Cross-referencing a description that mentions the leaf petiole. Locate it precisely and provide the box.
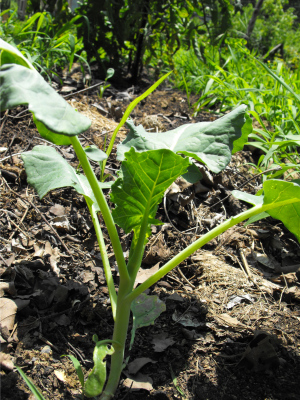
[126,196,300,302]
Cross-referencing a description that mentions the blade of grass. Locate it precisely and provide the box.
[16,366,46,400]
[255,58,300,104]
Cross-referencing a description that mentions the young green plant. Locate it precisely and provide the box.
[2,40,300,399]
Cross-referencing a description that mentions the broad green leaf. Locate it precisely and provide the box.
[0,39,34,69]
[117,105,248,173]
[84,343,114,398]
[232,113,253,154]
[16,366,46,400]
[84,145,108,162]
[231,190,268,226]
[263,180,300,242]
[21,146,111,212]
[233,181,300,238]
[110,148,189,238]
[130,293,166,350]
[64,355,85,389]
[182,162,203,183]
[131,293,166,329]
[33,116,71,146]
[0,64,91,144]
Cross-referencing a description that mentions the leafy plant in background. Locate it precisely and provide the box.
[2,39,300,399]
[0,8,89,79]
[75,0,234,81]
[172,36,300,182]
[98,67,114,99]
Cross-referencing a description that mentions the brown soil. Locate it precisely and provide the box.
[1,72,300,400]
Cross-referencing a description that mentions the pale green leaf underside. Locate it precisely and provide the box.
[0,64,91,140]
[232,190,263,206]
[263,180,300,242]
[21,146,111,213]
[0,39,35,69]
[110,148,189,235]
[117,105,247,173]
[84,145,108,162]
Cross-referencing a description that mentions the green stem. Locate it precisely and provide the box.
[88,204,117,319]
[69,136,130,284]
[127,207,150,278]
[100,281,133,400]
[126,199,298,302]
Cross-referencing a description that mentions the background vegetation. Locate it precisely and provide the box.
[1,0,300,179]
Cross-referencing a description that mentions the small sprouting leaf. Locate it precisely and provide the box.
[21,146,111,211]
[63,355,85,389]
[110,148,189,240]
[0,64,91,144]
[16,366,46,400]
[117,105,248,173]
[84,145,108,162]
[106,68,114,80]
[84,343,114,398]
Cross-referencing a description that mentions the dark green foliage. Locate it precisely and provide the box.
[74,0,234,80]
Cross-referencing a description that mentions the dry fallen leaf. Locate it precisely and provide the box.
[45,242,60,274]
[0,282,16,297]
[49,204,66,217]
[0,351,14,370]
[0,298,30,332]
[214,313,250,330]
[123,372,153,391]
[51,216,70,232]
[134,263,160,287]
[127,357,156,375]
[152,332,175,352]
[54,369,67,382]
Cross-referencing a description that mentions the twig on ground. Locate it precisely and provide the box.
[177,267,196,289]
[57,330,88,364]
[0,109,9,136]
[238,244,252,279]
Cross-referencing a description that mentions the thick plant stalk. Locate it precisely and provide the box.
[100,282,133,400]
